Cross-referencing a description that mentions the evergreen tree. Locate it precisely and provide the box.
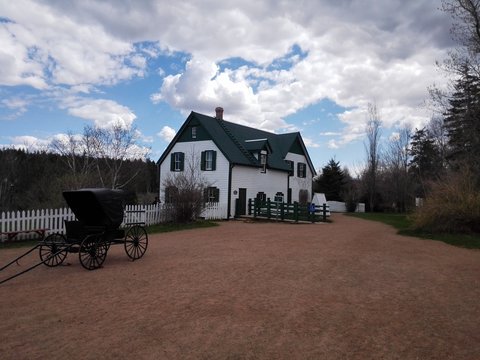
[313,158,346,201]
[443,68,480,180]
[409,127,446,197]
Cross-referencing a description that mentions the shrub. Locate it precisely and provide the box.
[412,169,480,233]
[342,183,359,212]
[162,153,210,223]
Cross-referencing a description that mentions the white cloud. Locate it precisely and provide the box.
[327,139,339,149]
[149,0,451,139]
[1,96,30,119]
[0,24,48,89]
[158,126,176,142]
[9,135,49,151]
[319,132,341,136]
[303,137,320,148]
[157,67,165,77]
[389,132,400,142]
[2,97,29,111]
[0,0,145,88]
[66,98,137,129]
[1,0,454,147]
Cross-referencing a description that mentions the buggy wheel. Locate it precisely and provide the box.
[39,233,68,267]
[124,225,148,260]
[79,234,108,270]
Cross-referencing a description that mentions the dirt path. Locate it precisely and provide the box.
[1,214,479,359]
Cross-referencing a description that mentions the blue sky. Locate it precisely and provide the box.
[0,0,454,174]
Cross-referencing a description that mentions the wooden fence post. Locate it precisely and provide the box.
[323,203,327,222]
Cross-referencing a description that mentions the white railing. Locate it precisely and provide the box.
[0,208,76,237]
[1,202,226,242]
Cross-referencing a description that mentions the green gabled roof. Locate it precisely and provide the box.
[158,111,316,175]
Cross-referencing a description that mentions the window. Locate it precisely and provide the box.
[165,186,178,203]
[206,151,213,170]
[191,126,197,139]
[285,160,294,176]
[274,192,284,202]
[204,187,220,202]
[170,152,184,172]
[256,192,266,202]
[260,151,267,173]
[297,162,306,178]
[201,150,217,171]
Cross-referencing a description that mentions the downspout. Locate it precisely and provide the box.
[227,163,234,219]
[287,170,290,203]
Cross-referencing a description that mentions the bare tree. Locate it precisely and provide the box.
[162,151,211,222]
[50,132,96,189]
[443,0,480,54]
[384,126,412,211]
[364,103,382,211]
[87,123,150,189]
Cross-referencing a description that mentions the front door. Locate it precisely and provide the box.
[237,188,247,216]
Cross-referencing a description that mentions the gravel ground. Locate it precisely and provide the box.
[1,214,479,360]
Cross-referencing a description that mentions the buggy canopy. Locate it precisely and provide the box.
[63,188,125,229]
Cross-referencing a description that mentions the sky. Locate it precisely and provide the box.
[0,0,455,175]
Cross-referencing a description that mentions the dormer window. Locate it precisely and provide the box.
[260,150,267,173]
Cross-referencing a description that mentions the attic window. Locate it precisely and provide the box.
[192,126,197,139]
[260,151,267,173]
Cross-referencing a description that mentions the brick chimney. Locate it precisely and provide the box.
[215,106,224,120]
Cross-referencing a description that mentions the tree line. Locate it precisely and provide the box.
[0,124,158,212]
[314,0,480,233]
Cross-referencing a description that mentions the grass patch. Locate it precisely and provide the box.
[348,212,411,231]
[0,239,39,249]
[347,213,480,249]
[146,220,219,234]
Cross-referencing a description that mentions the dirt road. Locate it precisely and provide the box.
[1,214,479,359]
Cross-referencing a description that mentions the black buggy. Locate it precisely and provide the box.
[1,188,148,284]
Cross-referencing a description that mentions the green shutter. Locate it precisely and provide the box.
[212,151,217,171]
[170,153,175,171]
[201,151,206,171]
[214,187,220,202]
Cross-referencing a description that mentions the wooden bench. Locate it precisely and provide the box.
[0,229,49,242]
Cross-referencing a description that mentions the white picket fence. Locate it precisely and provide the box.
[0,202,227,242]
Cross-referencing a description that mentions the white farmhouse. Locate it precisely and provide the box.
[157,107,316,219]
